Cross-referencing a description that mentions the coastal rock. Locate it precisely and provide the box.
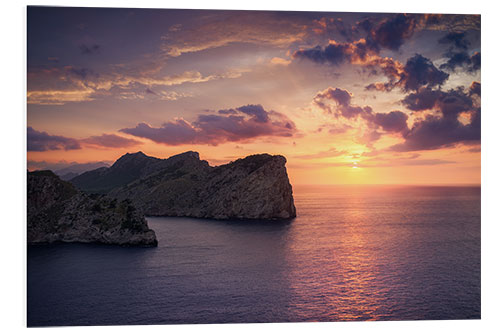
[74,151,297,220]
[28,170,157,246]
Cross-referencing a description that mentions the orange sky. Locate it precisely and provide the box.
[27,9,481,185]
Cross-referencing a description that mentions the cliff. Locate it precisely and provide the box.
[28,170,158,246]
[72,151,296,220]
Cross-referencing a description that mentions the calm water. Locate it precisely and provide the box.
[27,185,481,326]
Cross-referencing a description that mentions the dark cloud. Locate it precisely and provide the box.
[312,83,480,151]
[79,43,100,55]
[81,134,142,148]
[293,38,381,67]
[68,67,94,79]
[437,31,480,73]
[296,41,448,94]
[315,87,352,107]
[218,109,238,115]
[402,86,475,118]
[438,32,470,50]
[394,84,480,151]
[400,87,442,111]
[400,54,449,92]
[365,54,449,92]
[469,81,481,96]
[236,104,270,123]
[120,105,297,146]
[372,111,409,133]
[389,113,480,151]
[355,14,417,51]
[293,43,349,66]
[369,14,417,51]
[313,87,409,139]
[27,127,143,151]
[27,127,81,151]
[313,87,373,119]
[440,51,481,73]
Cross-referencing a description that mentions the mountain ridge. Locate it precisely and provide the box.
[72,151,296,220]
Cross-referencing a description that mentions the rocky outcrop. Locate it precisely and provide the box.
[28,170,157,246]
[97,152,297,220]
[70,151,175,193]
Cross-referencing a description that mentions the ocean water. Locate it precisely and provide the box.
[27,185,481,326]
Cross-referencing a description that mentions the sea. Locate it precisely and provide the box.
[27,185,481,326]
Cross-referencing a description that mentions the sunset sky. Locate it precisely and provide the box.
[26,7,481,185]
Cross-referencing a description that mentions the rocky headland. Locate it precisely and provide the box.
[28,170,158,246]
[71,151,296,220]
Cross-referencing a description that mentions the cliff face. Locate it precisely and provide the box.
[28,170,157,246]
[100,152,296,220]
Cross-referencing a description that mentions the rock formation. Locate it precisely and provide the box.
[28,170,157,246]
[72,151,297,220]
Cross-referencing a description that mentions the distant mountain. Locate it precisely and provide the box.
[59,172,79,181]
[27,161,111,179]
[70,151,183,193]
[53,161,111,178]
[27,170,157,246]
[73,151,296,220]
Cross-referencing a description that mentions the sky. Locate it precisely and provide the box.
[26,7,481,185]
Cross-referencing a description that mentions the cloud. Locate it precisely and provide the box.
[27,127,144,151]
[313,87,373,119]
[368,14,417,51]
[309,83,480,152]
[440,51,481,73]
[295,38,446,93]
[469,81,481,96]
[27,66,242,105]
[312,17,356,41]
[365,54,449,92]
[389,113,480,151]
[438,32,470,50]
[419,14,480,32]
[400,87,443,111]
[362,156,457,168]
[294,147,347,159]
[27,127,82,151]
[315,87,352,106]
[120,104,297,146]
[79,43,100,55]
[80,134,142,148]
[160,12,307,57]
[293,38,381,67]
[393,84,480,151]
[402,86,475,118]
[437,31,480,73]
[313,87,409,135]
[372,111,409,133]
[399,54,449,92]
[270,57,291,66]
[313,87,410,147]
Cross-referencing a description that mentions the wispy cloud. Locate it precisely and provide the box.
[160,12,307,57]
[28,127,143,151]
[27,66,246,105]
